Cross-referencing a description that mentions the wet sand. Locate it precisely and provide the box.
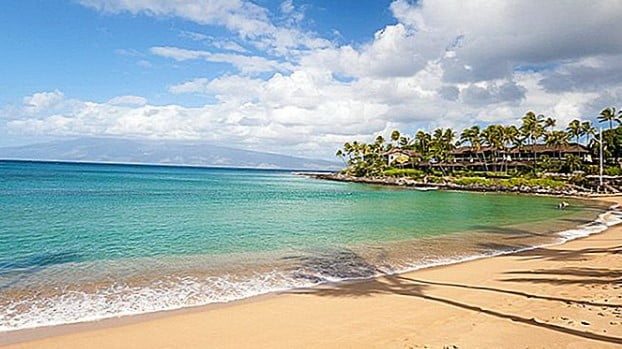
[2,197,621,348]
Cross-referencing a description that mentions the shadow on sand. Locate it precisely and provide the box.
[286,244,622,345]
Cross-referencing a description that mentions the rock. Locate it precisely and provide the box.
[581,321,590,326]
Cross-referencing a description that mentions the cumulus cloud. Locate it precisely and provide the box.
[300,23,434,79]
[23,90,64,113]
[460,81,527,106]
[391,0,622,82]
[7,0,622,158]
[539,55,622,93]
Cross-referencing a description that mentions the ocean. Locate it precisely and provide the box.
[0,160,617,331]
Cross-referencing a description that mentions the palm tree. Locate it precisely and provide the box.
[335,149,346,166]
[544,130,570,159]
[414,131,432,156]
[567,120,582,144]
[598,107,619,130]
[520,111,545,160]
[581,121,596,145]
[399,135,412,148]
[482,125,505,171]
[501,125,519,171]
[564,154,582,173]
[544,117,556,132]
[459,126,487,170]
[430,128,456,175]
[390,130,401,147]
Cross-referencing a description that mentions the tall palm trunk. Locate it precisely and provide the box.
[480,150,489,171]
[531,137,537,162]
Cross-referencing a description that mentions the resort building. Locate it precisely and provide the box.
[383,148,422,167]
[385,143,592,170]
[508,144,591,162]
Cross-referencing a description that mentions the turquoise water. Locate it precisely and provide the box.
[0,160,610,331]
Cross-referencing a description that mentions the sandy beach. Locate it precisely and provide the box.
[2,197,621,349]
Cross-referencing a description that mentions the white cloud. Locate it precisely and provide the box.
[178,30,248,53]
[390,0,622,82]
[460,80,527,106]
[169,78,211,94]
[78,0,330,54]
[22,91,65,114]
[151,46,293,73]
[300,23,434,79]
[178,30,210,42]
[108,95,148,106]
[9,0,622,159]
[280,0,294,14]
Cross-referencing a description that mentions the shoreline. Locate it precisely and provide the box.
[2,197,621,348]
[296,171,607,197]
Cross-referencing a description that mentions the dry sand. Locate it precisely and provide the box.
[2,197,621,349]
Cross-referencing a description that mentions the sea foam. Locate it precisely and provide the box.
[2,205,621,333]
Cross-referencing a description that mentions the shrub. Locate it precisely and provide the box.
[498,178,566,189]
[604,166,622,176]
[383,168,425,178]
[484,171,511,179]
[569,173,586,185]
[453,177,493,186]
[584,165,600,175]
[452,176,567,189]
[426,175,445,184]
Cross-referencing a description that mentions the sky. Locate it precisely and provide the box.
[1,0,622,159]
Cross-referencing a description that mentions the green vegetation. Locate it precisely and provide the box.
[383,168,425,178]
[452,177,566,189]
[336,105,622,191]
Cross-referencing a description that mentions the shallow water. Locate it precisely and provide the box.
[0,160,614,331]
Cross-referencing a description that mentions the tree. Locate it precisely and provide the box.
[429,128,456,175]
[598,107,619,130]
[581,121,596,145]
[459,125,488,170]
[520,111,545,160]
[544,130,570,159]
[591,127,622,164]
[414,131,432,157]
[567,119,582,144]
[544,117,556,132]
[502,125,519,171]
[564,154,583,173]
[482,125,505,171]
[335,149,347,166]
[399,135,412,148]
[390,130,401,146]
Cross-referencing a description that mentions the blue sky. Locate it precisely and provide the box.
[1,0,621,158]
[1,0,394,104]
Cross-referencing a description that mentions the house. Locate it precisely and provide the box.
[385,143,592,171]
[383,148,422,167]
[509,143,591,162]
[450,146,500,163]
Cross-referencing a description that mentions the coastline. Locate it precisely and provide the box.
[296,171,602,197]
[2,197,621,348]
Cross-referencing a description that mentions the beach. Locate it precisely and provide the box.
[1,197,620,348]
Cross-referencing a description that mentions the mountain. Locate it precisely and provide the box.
[0,138,341,170]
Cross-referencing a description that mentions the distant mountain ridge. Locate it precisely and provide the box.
[0,138,341,170]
